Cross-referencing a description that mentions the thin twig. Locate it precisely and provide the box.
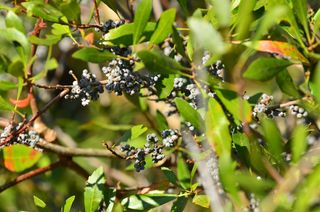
[92,0,101,25]
[103,142,126,159]
[0,160,63,193]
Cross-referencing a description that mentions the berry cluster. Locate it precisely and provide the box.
[288,105,308,118]
[101,19,125,33]
[161,39,183,62]
[202,51,225,80]
[252,94,286,118]
[0,123,43,150]
[65,70,103,106]
[120,130,179,172]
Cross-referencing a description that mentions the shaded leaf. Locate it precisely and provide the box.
[104,188,116,212]
[171,196,188,211]
[177,153,191,189]
[133,0,153,44]
[138,49,188,76]
[72,48,117,63]
[3,144,42,172]
[309,62,320,103]
[175,97,203,130]
[262,118,283,163]
[161,167,179,186]
[219,154,239,200]
[149,8,176,45]
[0,96,15,111]
[291,125,307,163]
[243,57,293,81]
[84,167,106,212]
[276,69,301,98]
[291,0,310,40]
[33,195,46,208]
[235,171,275,193]
[155,110,169,132]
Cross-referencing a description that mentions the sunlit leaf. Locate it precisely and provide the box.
[175,97,203,130]
[72,47,117,63]
[84,167,106,212]
[62,195,75,212]
[205,98,231,156]
[149,8,176,45]
[133,0,152,44]
[3,144,42,172]
[33,195,46,208]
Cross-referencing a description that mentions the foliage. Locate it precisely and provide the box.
[0,0,320,211]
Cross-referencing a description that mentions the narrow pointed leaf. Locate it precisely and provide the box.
[133,0,152,44]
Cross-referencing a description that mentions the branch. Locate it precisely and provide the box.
[38,142,115,158]
[92,0,101,25]
[0,160,63,193]
[0,89,69,146]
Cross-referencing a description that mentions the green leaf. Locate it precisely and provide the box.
[62,195,75,212]
[232,132,250,152]
[84,167,106,212]
[291,125,307,163]
[155,75,175,99]
[133,0,153,44]
[175,97,203,130]
[172,27,187,58]
[29,34,61,45]
[155,110,169,132]
[5,11,26,34]
[118,125,148,143]
[149,8,176,45]
[177,153,191,189]
[121,193,177,210]
[33,195,46,208]
[291,0,310,41]
[313,8,320,34]
[207,0,231,27]
[0,28,31,60]
[177,0,188,15]
[187,17,225,55]
[253,6,288,40]
[22,2,67,23]
[219,154,239,200]
[72,48,117,63]
[276,69,301,98]
[215,89,252,123]
[261,118,283,163]
[161,167,179,186]
[8,59,25,77]
[51,23,71,36]
[137,49,189,76]
[104,188,116,212]
[205,98,231,156]
[243,58,293,81]
[309,62,320,103]
[0,96,15,111]
[56,0,81,23]
[235,171,275,193]
[104,22,156,46]
[3,144,43,172]
[192,195,210,208]
[0,80,18,91]
[235,0,256,40]
[171,196,188,211]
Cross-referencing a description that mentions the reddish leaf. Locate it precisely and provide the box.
[3,144,42,172]
[10,94,32,108]
[247,40,309,64]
